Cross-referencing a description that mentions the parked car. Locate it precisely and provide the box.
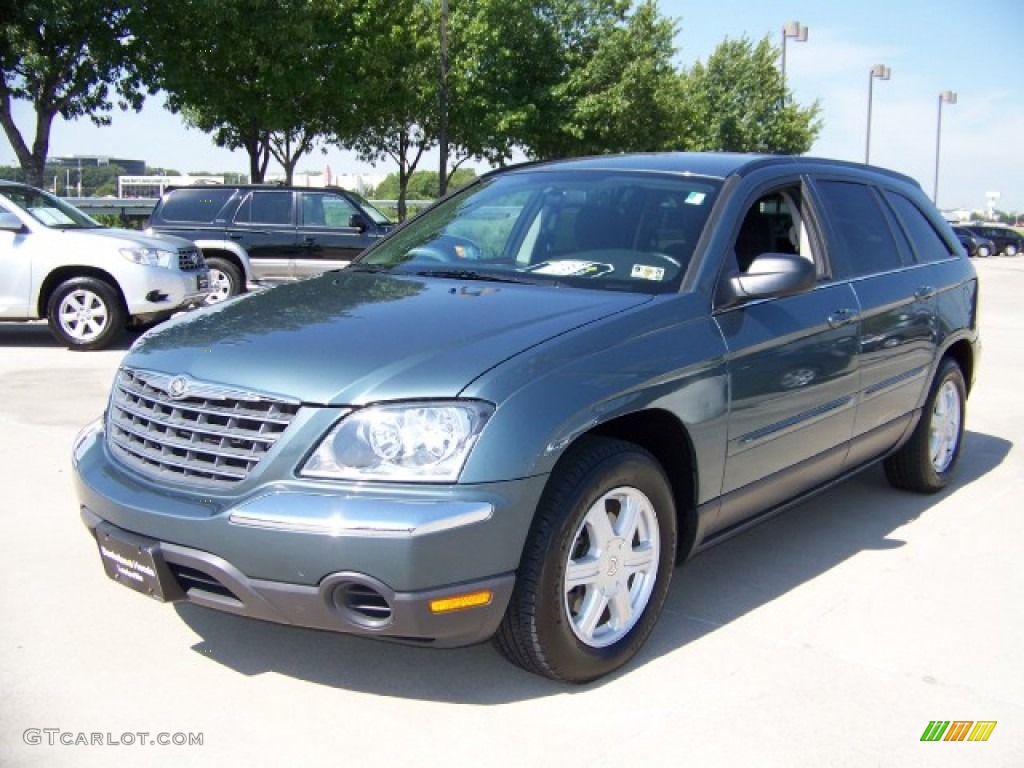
[146,184,395,302]
[959,223,1024,256]
[0,181,209,350]
[73,153,979,682]
[951,225,995,258]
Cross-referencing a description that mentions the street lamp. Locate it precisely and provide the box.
[865,64,891,164]
[780,20,809,88]
[933,90,957,204]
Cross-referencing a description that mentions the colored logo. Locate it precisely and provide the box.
[921,721,997,742]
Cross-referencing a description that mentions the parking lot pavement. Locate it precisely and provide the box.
[2,258,1022,768]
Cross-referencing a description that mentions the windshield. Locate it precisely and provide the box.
[0,185,101,229]
[355,169,720,294]
[349,192,393,225]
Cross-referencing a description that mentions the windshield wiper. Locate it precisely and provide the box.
[413,269,535,284]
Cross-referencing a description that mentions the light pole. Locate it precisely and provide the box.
[865,64,891,164]
[780,20,808,89]
[933,90,957,204]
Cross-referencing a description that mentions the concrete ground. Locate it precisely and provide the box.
[1,257,1021,767]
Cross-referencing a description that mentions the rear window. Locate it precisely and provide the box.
[815,180,903,277]
[156,188,234,223]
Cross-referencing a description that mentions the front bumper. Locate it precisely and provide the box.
[72,420,545,647]
[81,509,515,646]
[122,266,210,315]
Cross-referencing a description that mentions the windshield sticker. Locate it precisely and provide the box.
[529,260,614,277]
[685,192,706,205]
[630,264,666,281]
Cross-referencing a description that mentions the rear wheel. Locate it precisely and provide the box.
[494,437,677,683]
[976,244,991,258]
[1004,243,1019,257]
[884,358,966,493]
[204,256,243,304]
[46,277,125,350]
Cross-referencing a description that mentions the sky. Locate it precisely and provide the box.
[5,0,1023,212]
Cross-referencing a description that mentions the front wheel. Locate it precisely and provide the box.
[204,256,243,304]
[494,437,677,683]
[976,244,991,258]
[884,358,966,493]
[1004,243,1019,257]
[46,277,126,350]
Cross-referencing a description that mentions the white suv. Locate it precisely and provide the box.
[0,181,210,350]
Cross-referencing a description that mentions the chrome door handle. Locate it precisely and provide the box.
[827,308,857,328]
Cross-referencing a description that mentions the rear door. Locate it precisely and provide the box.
[811,179,939,468]
[229,190,298,282]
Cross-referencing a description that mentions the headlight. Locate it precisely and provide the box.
[119,247,174,267]
[301,401,493,482]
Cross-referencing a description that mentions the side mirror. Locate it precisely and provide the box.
[0,211,25,233]
[349,213,369,232]
[718,252,816,308]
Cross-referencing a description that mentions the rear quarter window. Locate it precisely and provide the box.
[156,188,234,223]
[883,190,956,263]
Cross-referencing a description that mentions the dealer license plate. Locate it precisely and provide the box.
[94,523,182,602]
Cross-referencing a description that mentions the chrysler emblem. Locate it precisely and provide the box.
[168,376,189,399]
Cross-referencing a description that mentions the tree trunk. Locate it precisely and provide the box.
[0,92,54,188]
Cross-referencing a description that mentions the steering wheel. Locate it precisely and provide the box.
[404,234,481,264]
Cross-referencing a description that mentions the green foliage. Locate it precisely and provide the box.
[677,36,822,154]
[532,0,683,157]
[374,168,477,201]
[135,0,368,182]
[0,0,148,186]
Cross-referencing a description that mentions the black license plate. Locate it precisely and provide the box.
[94,524,182,602]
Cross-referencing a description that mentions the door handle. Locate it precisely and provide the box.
[827,308,857,328]
[914,285,936,301]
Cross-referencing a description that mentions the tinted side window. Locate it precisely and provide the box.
[234,191,292,225]
[815,180,903,278]
[158,188,234,223]
[883,191,955,263]
[300,192,357,227]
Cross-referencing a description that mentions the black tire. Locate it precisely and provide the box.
[494,437,677,683]
[46,277,126,351]
[884,358,966,493]
[1005,243,1019,257]
[204,256,243,304]
[976,245,991,258]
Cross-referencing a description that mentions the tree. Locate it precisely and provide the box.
[342,0,438,220]
[136,0,364,182]
[0,0,147,187]
[528,0,683,158]
[678,36,822,154]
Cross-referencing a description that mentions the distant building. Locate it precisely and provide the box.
[264,168,388,196]
[51,155,146,176]
[117,175,225,198]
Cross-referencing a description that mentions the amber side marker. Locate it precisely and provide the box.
[429,590,493,613]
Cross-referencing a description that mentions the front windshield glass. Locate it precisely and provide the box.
[0,185,100,229]
[355,169,720,294]
[349,192,393,225]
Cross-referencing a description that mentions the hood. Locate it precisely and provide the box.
[128,270,651,404]
[54,227,196,250]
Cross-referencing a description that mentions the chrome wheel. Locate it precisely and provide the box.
[58,288,110,342]
[929,379,962,474]
[205,267,233,304]
[563,486,660,648]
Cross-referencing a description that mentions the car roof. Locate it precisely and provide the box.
[490,151,921,187]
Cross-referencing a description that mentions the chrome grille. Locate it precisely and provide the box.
[177,248,205,272]
[107,368,300,486]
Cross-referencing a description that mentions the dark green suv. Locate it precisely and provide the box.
[74,153,979,682]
